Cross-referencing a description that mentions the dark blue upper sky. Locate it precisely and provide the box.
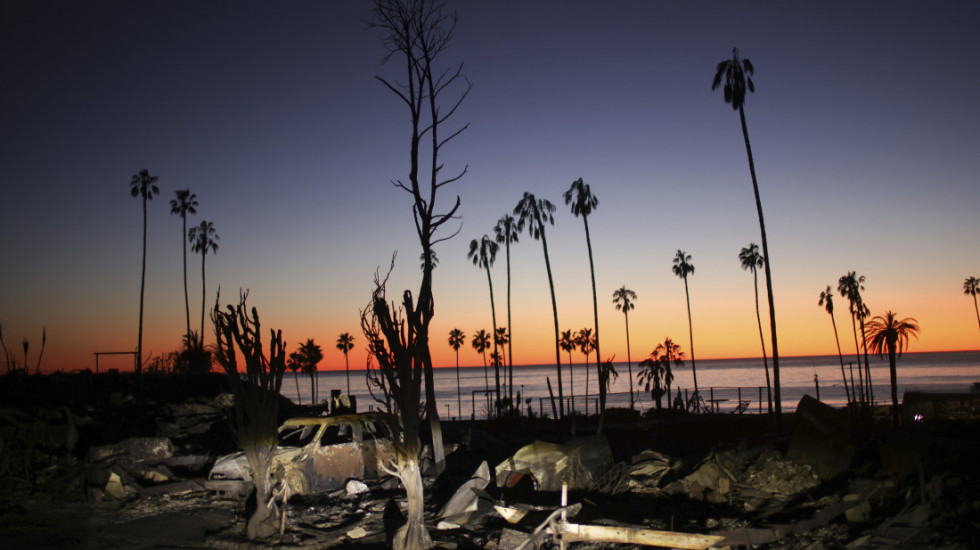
[2,1,979,372]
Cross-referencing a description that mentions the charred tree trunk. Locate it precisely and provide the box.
[212,290,287,541]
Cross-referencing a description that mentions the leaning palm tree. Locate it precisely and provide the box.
[471,329,491,396]
[839,271,871,403]
[713,48,782,423]
[739,243,771,413]
[448,328,465,418]
[564,177,602,411]
[612,286,637,409]
[189,220,219,341]
[964,277,980,336]
[865,311,920,426]
[469,235,501,416]
[494,214,519,404]
[672,249,699,399]
[170,189,198,338]
[336,332,355,395]
[514,192,563,418]
[818,286,851,406]
[130,169,159,374]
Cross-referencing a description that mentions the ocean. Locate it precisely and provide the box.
[280,350,980,420]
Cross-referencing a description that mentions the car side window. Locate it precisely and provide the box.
[363,420,391,441]
[319,423,353,445]
[280,425,317,447]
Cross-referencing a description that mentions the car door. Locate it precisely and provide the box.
[311,420,362,491]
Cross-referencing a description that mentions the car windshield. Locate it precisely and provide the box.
[279,424,319,447]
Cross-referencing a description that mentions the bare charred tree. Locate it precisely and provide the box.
[371,0,470,486]
[361,262,431,549]
[211,290,287,540]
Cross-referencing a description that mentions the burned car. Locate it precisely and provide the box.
[207,412,396,498]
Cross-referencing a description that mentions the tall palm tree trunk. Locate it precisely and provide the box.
[540,234,563,419]
[752,269,772,413]
[182,218,190,338]
[505,242,514,405]
[137,196,147,374]
[200,253,207,340]
[344,352,351,395]
[683,277,698,399]
[739,105,780,425]
[973,293,980,334]
[455,349,461,419]
[860,316,873,404]
[887,344,899,426]
[583,216,606,430]
[483,265,501,417]
[625,311,634,409]
[848,309,864,404]
[830,314,851,405]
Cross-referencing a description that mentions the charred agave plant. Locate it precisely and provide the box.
[361,264,431,550]
[211,290,286,540]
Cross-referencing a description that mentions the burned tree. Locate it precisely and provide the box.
[211,290,287,540]
[360,1,470,547]
[371,0,470,479]
[361,263,431,549]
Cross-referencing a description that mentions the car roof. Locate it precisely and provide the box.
[279,412,393,429]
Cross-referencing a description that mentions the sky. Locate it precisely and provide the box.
[2,1,979,375]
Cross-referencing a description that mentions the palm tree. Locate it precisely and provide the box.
[286,353,303,405]
[448,328,465,418]
[493,327,509,364]
[189,220,219,341]
[494,327,509,402]
[964,277,980,335]
[713,48,782,423]
[170,189,198,338]
[130,169,159,374]
[468,235,501,415]
[576,328,594,414]
[494,214,519,404]
[639,338,683,411]
[818,285,851,406]
[656,338,682,409]
[672,250,699,399]
[739,243,771,413]
[514,192,563,418]
[564,177,601,411]
[290,339,323,405]
[865,311,920,426]
[558,329,576,410]
[839,271,870,403]
[637,357,666,411]
[612,286,637,409]
[471,329,491,396]
[336,332,355,395]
